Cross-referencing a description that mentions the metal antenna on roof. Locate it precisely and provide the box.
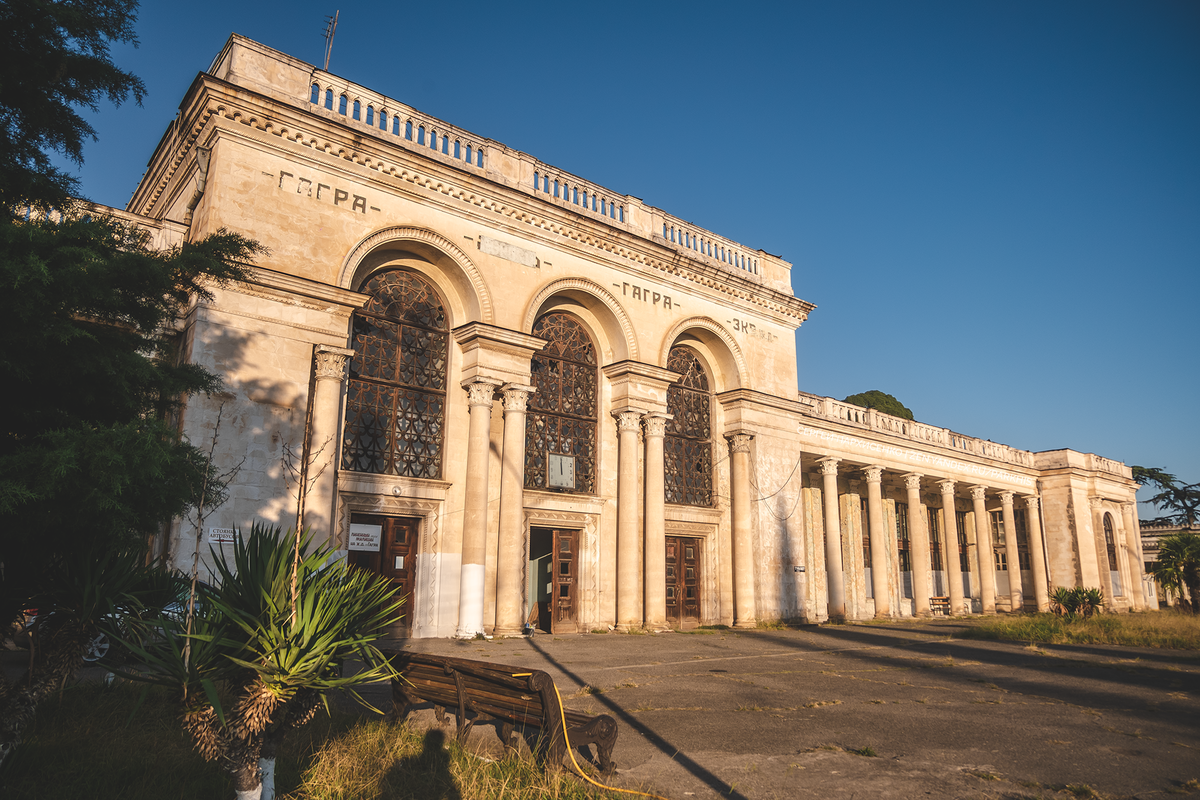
[322,10,339,71]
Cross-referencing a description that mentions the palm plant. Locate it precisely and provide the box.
[127,524,402,800]
[1147,531,1200,613]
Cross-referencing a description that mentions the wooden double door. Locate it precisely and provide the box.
[666,535,702,629]
[347,514,417,636]
[529,528,578,634]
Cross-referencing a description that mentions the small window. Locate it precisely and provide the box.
[310,83,320,104]
[417,126,425,145]
[365,105,374,125]
[324,88,334,109]
[454,140,461,158]
[405,120,413,140]
[352,100,361,120]
[392,116,400,135]
[338,95,348,115]
[465,144,472,162]
[476,149,483,166]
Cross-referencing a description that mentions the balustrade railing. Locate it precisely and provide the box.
[798,391,1035,469]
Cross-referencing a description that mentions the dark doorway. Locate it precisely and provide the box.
[666,535,702,629]
[528,528,578,633]
[347,513,418,636]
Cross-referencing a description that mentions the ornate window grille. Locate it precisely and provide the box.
[1014,508,1032,570]
[342,270,448,478]
[927,507,944,571]
[525,313,597,493]
[664,346,713,506]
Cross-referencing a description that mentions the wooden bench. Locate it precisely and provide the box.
[930,596,951,615]
[384,650,618,774]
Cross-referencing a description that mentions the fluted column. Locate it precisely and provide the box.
[863,466,890,617]
[939,480,966,615]
[730,433,757,627]
[615,411,643,631]
[1121,501,1146,611]
[643,413,671,631]
[494,384,534,636]
[905,474,931,617]
[819,458,845,621]
[456,379,501,638]
[971,486,997,614]
[1024,495,1050,611]
[305,345,354,546]
[1000,491,1023,612]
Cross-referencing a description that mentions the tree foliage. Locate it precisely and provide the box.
[0,0,146,212]
[1131,465,1200,527]
[843,389,914,421]
[1147,531,1200,613]
[0,215,261,632]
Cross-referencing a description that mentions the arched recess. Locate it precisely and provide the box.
[522,278,638,363]
[658,317,746,392]
[338,227,494,326]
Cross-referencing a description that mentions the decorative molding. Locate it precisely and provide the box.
[1024,495,1040,511]
[501,384,534,413]
[642,413,670,438]
[904,473,922,491]
[659,316,748,390]
[464,379,501,407]
[937,479,956,496]
[615,411,642,433]
[338,225,495,324]
[314,345,353,381]
[998,491,1015,506]
[523,278,640,361]
[730,433,755,455]
[970,485,988,501]
[862,465,884,484]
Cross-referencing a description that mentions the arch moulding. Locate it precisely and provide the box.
[660,316,747,390]
[523,278,639,362]
[337,226,494,325]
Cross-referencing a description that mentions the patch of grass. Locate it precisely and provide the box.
[1063,784,1100,798]
[2,681,624,800]
[698,624,730,630]
[848,745,877,757]
[967,770,1002,781]
[953,609,1200,649]
[677,629,716,635]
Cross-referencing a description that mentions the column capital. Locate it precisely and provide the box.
[998,490,1015,505]
[462,378,502,407]
[937,479,956,495]
[903,473,922,491]
[614,410,643,432]
[817,456,839,476]
[1088,495,1105,510]
[1023,494,1040,510]
[642,412,671,438]
[314,345,354,382]
[862,465,884,484]
[729,432,754,453]
[500,383,535,412]
[970,485,988,501]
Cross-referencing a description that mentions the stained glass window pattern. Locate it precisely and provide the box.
[665,346,712,506]
[525,313,597,493]
[342,270,447,478]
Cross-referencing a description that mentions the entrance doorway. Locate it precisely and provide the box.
[528,528,578,633]
[347,513,418,636]
[666,535,702,629]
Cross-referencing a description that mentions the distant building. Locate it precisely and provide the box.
[109,35,1144,636]
[1139,522,1197,608]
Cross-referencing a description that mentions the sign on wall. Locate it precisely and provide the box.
[207,528,237,544]
[348,523,383,552]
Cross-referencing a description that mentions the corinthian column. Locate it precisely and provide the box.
[863,466,890,617]
[456,379,500,638]
[1024,495,1050,611]
[305,345,354,546]
[999,491,1023,612]
[939,480,966,615]
[819,458,845,621]
[615,411,643,631]
[905,474,931,617]
[971,486,996,614]
[493,384,534,636]
[643,413,671,631]
[730,433,757,627]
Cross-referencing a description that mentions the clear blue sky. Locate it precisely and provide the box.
[65,1,1200,514]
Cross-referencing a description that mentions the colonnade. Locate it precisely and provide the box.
[814,459,1053,619]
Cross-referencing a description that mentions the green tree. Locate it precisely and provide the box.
[0,0,145,212]
[843,389,914,421]
[1146,531,1200,613]
[1131,466,1200,527]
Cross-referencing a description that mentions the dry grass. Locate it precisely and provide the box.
[954,610,1200,650]
[1,681,623,800]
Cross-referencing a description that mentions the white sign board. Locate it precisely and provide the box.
[348,523,383,552]
[208,527,237,544]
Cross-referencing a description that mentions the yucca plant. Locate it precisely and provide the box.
[1048,586,1103,620]
[125,524,402,800]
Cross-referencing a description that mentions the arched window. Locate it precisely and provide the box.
[664,346,712,506]
[342,270,448,478]
[525,313,597,493]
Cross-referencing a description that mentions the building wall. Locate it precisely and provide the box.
[122,35,1144,634]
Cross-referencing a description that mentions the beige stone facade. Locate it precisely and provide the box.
[120,35,1143,636]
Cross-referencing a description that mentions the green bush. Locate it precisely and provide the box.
[1048,587,1104,620]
